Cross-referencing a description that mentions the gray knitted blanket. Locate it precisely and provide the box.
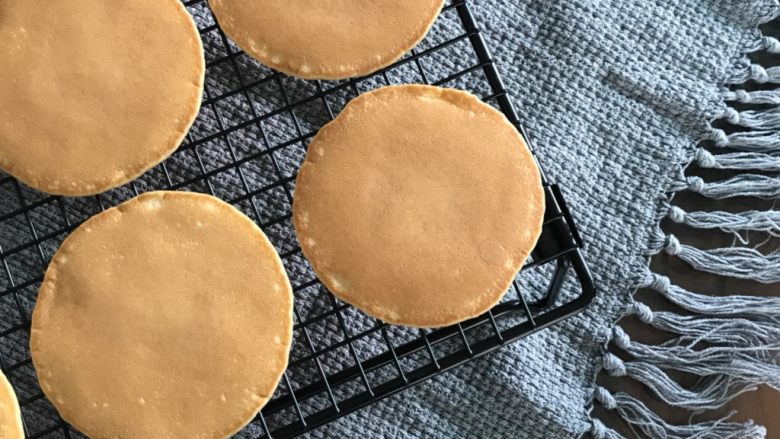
[1,0,779,438]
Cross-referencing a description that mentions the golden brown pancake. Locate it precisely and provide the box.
[208,0,444,79]
[0,0,204,196]
[0,370,24,439]
[293,85,545,328]
[31,191,293,438]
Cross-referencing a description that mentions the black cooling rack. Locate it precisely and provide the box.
[0,1,595,437]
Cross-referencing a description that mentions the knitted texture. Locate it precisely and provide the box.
[0,1,778,438]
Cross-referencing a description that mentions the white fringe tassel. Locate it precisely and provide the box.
[665,204,780,244]
[694,149,780,172]
[643,272,780,320]
[649,233,780,284]
[670,174,780,200]
[590,12,780,437]
[592,387,766,439]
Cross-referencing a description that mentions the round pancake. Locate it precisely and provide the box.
[293,85,545,328]
[208,0,444,79]
[0,371,23,439]
[30,191,293,438]
[0,0,204,196]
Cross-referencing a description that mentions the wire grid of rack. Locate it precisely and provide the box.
[0,1,595,438]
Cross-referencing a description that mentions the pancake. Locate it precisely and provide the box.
[0,0,204,196]
[30,191,293,438]
[0,371,24,439]
[208,0,444,79]
[293,84,545,328]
